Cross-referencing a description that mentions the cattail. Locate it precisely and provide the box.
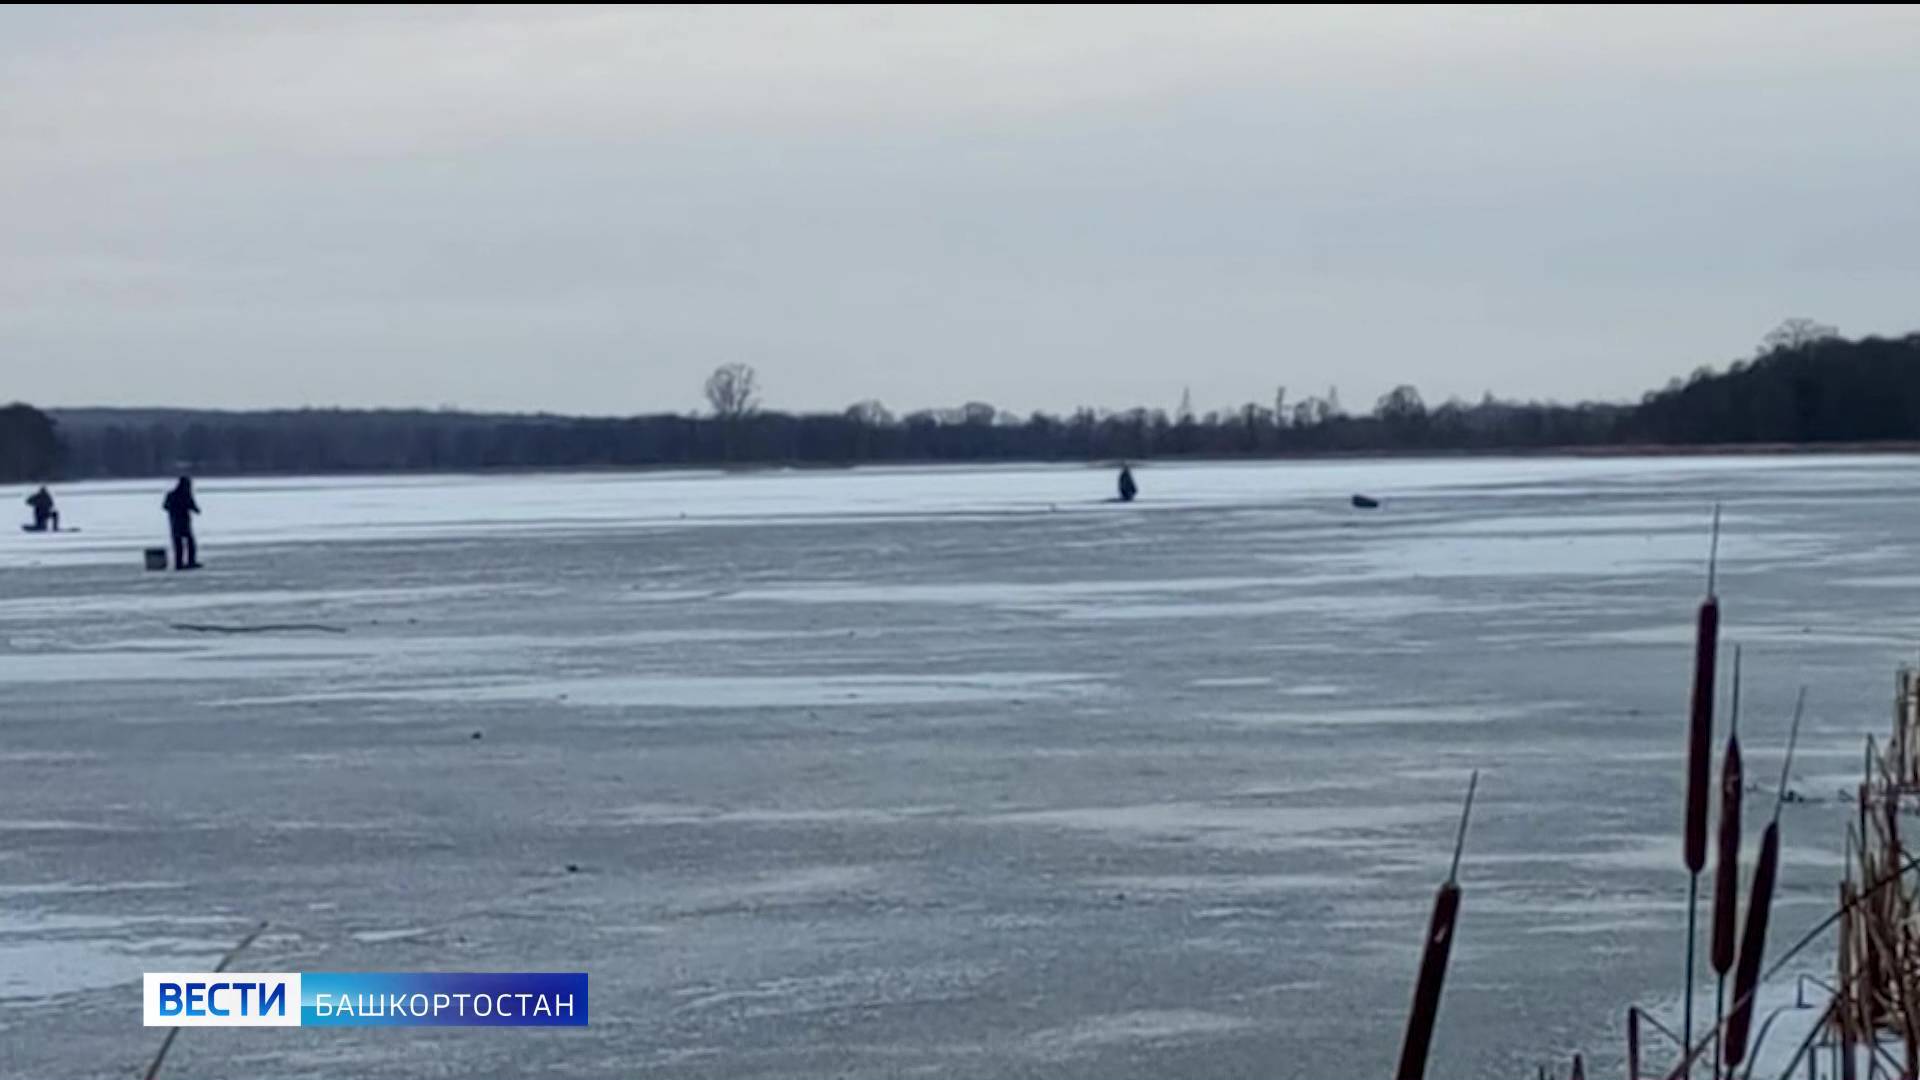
[1627,1007,1641,1080]
[1570,1053,1586,1080]
[1686,593,1719,873]
[1722,818,1777,1067]
[1725,690,1802,1068]
[1680,507,1721,1075]
[1395,772,1477,1080]
[1711,650,1744,977]
[1686,506,1722,873]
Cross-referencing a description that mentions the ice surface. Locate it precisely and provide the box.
[1,455,1913,1078]
[0,909,239,1000]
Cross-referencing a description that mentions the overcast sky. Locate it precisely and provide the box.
[4,5,1918,417]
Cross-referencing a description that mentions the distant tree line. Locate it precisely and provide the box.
[1630,320,1920,444]
[0,403,60,482]
[26,395,1631,478]
[7,321,1917,480]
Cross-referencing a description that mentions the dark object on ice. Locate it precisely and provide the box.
[1117,465,1138,503]
[1351,494,1380,510]
[163,477,201,570]
[22,486,59,532]
[144,547,168,571]
[565,863,581,874]
[471,731,483,740]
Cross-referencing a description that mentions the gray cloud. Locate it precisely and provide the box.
[5,5,1920,416]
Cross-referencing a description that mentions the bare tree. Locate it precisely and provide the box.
[1759,318,1839,357]
[844,399,893,426]
[1374,384,1427,424]
[960,401,997,426]
[704,363,760,418]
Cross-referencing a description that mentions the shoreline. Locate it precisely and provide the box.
[30,439,1920,484]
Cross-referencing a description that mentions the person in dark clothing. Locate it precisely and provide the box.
[1117,464,1138,503]
[23,486,58,532]
[162,477,201,570]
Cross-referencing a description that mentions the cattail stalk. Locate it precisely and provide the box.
[1711,646,1743,1074]
[1687,507,1722,874]
[143,921,268,1080]
[1725,689,1803,1069]
[1683,506,1722,1073]
[1395,771,1478,1080]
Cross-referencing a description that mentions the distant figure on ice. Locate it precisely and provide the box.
[163,477,201,570]
[22,486,58,532]
[1117,464,1138,503]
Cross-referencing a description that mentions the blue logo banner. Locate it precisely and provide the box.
[300,972,588,1027]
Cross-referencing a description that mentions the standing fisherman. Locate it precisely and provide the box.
[163,477,201,570]
[1117,464,1138,503]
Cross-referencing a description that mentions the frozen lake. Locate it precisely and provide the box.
[0,455,1910,1078]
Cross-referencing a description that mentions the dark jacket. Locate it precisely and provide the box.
[163,488,199,529]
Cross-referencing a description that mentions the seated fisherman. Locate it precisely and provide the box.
[23,486,57,532]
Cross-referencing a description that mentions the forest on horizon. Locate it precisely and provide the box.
[6,319,1917,482]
